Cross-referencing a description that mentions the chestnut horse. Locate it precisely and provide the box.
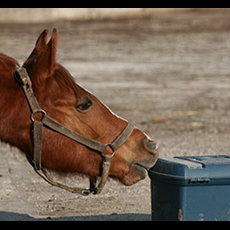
[0,29,158,195]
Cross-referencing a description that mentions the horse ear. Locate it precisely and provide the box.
[36,28,58,77]
[26,29,48,60]
[36,29,48,51]
[23,28,58,80]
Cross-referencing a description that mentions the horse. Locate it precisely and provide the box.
[0,28,158,195]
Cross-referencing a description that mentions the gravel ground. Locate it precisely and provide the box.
[1,9,230,220]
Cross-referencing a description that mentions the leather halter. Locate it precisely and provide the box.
[14,67,134,196]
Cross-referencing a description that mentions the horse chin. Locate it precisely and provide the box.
[120,163,148,186]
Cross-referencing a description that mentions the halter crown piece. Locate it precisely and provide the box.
[14,67,134,196]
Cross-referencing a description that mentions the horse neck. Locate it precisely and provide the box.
[0,77,32,155]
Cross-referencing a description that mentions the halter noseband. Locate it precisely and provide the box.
[14,67,134,196]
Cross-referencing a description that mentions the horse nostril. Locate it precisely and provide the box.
[144,139,158,152]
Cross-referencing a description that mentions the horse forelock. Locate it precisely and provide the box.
[53,64,84,101]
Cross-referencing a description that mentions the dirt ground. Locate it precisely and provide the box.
[1,9,230,220]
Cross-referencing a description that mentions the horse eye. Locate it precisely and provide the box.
[76,99,93,111]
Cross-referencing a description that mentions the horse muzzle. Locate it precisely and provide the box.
[144,139,159,154]
[120,138,159,186]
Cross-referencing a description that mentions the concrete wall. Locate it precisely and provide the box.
[0,8,189,23]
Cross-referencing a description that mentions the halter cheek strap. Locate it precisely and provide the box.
[14,67,134,196]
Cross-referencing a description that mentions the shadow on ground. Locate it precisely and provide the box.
[0,211,151,221]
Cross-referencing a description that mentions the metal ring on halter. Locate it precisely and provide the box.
[101,143,117,159]
[31,109,46,122]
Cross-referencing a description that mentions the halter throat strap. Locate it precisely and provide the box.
[14,67,134,196]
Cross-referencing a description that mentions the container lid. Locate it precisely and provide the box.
[148,155,230,186]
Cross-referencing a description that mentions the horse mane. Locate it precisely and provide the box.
[0,53,20,105]
[0,53,19,74]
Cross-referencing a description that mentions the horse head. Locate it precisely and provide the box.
[0,29,158,193]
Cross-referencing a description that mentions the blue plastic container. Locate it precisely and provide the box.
[148,155,230,221]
